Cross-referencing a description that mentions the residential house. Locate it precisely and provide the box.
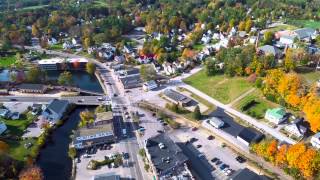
[0,121,7,135]
[38,58,88,71]
[264,107,287,124]
[230,168,270,180]
[248,36,257,44]
[293,28,316,41]
[63,41,73,50]
[11,112,20,120]
[48,37,58,45]
[237,128,264,146]
[144,134,193,179]
[123,45,133,54]
[114,55,125,64]
[0,109,10,119]
[163,89,192,107]
[73,112,115,149]
[143,80,158,91]
[18,83,47,94]
[258,45,282,58]
[279,35,296,48]
[162,62,177,76]
[310,132,320,149]
[284,118,308,138]
[42,99,69,123]
[72,37,81,45]
[238,31,247,38]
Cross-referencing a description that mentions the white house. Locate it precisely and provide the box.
[63,42,73,50]
[279,35,296,48]
[311,132,320,149]
[0,121,7,135]
[284,119,307,138]
[42,99,69,123]
[143,80,158,91]
[206,117,224,129]
[48,37,58,45]
[264,108,286,124]
[162,62,177,75]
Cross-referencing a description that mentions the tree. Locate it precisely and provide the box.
[68,147,77,159]
[58,71,73,85]
[284,49,296,72]
[0,141,9,153]
[83,37,92,50]
[140,64,157,82]
[31,24,39,37]
[26,66,46,83]
[19,166,44,180]
[264,31,273,45]
[266,139,278,162]
[297,148,317,178]
[86,62,96,75]
[79,110,95,127]
[275,144,288,167]
[95,105,106,114]
[245,19,253,32]
[205,59,217,76]
[286,143,306,168]
[193,105,202,120]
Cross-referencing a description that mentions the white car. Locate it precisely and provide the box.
[224,168,233,176]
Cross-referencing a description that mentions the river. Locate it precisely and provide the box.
[0,69,103,93]
[37,108,84,180]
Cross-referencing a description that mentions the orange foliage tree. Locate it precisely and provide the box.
[286,143,306,168]
[19,166,44,180]
[275,144,288,167]
[297,148,317,178]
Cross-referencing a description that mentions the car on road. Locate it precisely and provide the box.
[97,97,105,101]
[157,130,164,133]
[224,168,233,176]
[211,157,219,163]
[125,90,131,93]
[78,99,84,103]
[198,153,205,158]
[196,144,202,148]
[113,93,118,97]
[122,152,130,159]
[191,127,198,131]
[10,98,17,101]
[207,135,215,140]
[236,156,246,163]
[190,137,198,142]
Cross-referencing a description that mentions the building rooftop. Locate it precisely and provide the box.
[145,134,188,176]
[294,28,316,39]
[46,99,69,115]
[18,83,46,90]
[67,58,88,63]
[77,124,114,138]
[258,45,282,56]
[237,128,263,144]
[230,168,269,180]
[266,108,286,119]
[119,75,142,87]
[93,173,120,180]
[163,89,192,104]
[95,112,113,123]
[38,58,64,64]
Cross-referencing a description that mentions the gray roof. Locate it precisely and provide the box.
[145,134,188,176]
[18,83,46,90]
[258,45,282,56]
[125,68,140,76]
[93,174,120,180]
[163,89,192,104]
[47,99,69,115]
[230,168,269,180]
[294,28,315,39]
[119,75,142,88]
[237,128,263,144]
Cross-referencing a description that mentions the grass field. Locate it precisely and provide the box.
[6,138,38,161]
[267,24,297,33]
[300,71,320,84]
[0,56,16,67]
[183,70,253,104]
[49,43,63,50]
[233,89,278,119]
[193,43,205,51]
[288,20,320,29]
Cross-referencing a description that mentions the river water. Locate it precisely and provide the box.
[37,108,83,180]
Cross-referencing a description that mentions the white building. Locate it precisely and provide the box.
[206,117,224,129]
[311,132,320,149]
[0,121,7,135]
[279,35,296,48]
[143,80,158,91]
[284,119,307,138]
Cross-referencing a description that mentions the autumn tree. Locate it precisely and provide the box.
[19,166,44,180]
[302,89,320,132]
[245,19,253,32]
[0,141,9,153]
[286,143,306,168]
[266,139,278,163]
[79,110,95,127]
[297,148,317,178]
[140,64,157,82]
[86,62,96,75]
[31,24,40,37]
[193,105,202,120]
[238,21,245,31]
[275,144,288,167]
[263,31,274,45]
[58,71,73,85]
[284,49,296,72]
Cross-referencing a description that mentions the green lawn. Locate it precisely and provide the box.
[288,19,320,29]
[0,56,16,67]
[2,114,34,137]
[267,24,297,33]
[49,43,63,50]
[6,138,38,161]
[193,43,205,51]
[183,70,253,104]
[300,71,320,84]
[233,89,278,119]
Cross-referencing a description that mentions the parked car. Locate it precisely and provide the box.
[198,153,205,158]
[215,160,222,165]
[190,137,198,142]
[122,152,130,159]
[113,93,118,97]
[157,130,164,133]
[191,127,198,131]
[196,144,202,148]
[207,135,215,140]
[236,156,246,163]
[10,98,17,101]
[211,157,219,163]
[219,164,229,170]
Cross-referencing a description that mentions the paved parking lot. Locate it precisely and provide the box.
[76,141,140,180]
[169,127,248,179]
